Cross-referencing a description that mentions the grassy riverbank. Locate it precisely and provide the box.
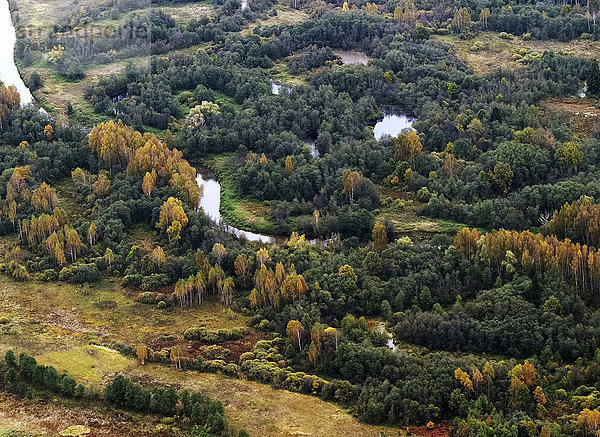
[201,154,278,235]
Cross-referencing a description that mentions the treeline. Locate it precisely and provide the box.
[1,350,243,436]
[106,375,229,433]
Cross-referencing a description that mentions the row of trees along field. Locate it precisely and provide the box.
[0,350,246,436]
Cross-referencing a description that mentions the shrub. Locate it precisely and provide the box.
[201,345,231,360]
[183,326,249,343]
[39,269,59,281]
[121,274,143,287]
[416,187,431,203]
[71,264,101,283]
[141,274,170,291]
[58,267,73,282]
[137,292,157,304]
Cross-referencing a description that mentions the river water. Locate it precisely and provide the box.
[196,168,275,243]
[0,0,33,105]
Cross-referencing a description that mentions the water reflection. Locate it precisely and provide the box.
[0,0,33,105]
[336,50,369,66]
[196,168,274,243]
[270,79,291,95]
[374,112,415,141]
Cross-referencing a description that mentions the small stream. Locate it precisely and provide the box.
[0,0,33,105]
[196,168,275,243]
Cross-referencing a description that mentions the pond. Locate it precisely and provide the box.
[387,337,397,352]
[373,112,415,141]
[0,0,33,105]
[336,50,369,66]
[195,167,275,243]
[270,80,291,95]
[306,141,320,158]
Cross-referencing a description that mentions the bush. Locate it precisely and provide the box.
[141,273,171,291]
[137,292,157,304]
[183,326,249,343]
[91,256,108,271]
[39,269,59,281]
[201,345,231,360]
[58,267,73,282]
[28,71,43,91]
[71,264,101,283]
[121,274,143,287]
[416,187,431,203]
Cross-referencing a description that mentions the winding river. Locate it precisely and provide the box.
[0,0,33,105]
[196,168,275,243]
[1,0,413,245]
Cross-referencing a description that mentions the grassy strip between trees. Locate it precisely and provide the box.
[1,349,245,437]
[201,154,278,235]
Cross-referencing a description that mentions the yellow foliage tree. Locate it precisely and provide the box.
[372,222,388,252]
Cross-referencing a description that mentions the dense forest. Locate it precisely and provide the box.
[5,0,600,434]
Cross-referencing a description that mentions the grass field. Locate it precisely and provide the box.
[0,272,404,436]
[375,187,479,238]
[129,365,402,437]
[0,392,178,436]
[0,275,250,357]
[242,5,308,36]
[434,31,600,75]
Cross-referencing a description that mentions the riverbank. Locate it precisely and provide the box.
[0,0,33,105]
[200,154,278,236]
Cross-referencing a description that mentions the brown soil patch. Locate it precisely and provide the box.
[410,423,451,437]
[545,98,600,139]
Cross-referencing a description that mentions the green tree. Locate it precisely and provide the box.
[489,162,514,195]
[555,141,583,173]
[588,59,600,95]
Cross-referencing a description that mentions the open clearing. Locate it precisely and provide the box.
[242,5,308,35]
[0,274,401,436]
[0,392,177,437]
[128,365,402,437]
[542,97,600,139]
[434,31,600,74]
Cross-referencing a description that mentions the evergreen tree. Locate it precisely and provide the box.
[588,59,600,95]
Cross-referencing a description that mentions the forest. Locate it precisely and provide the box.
[4,0,600,435]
